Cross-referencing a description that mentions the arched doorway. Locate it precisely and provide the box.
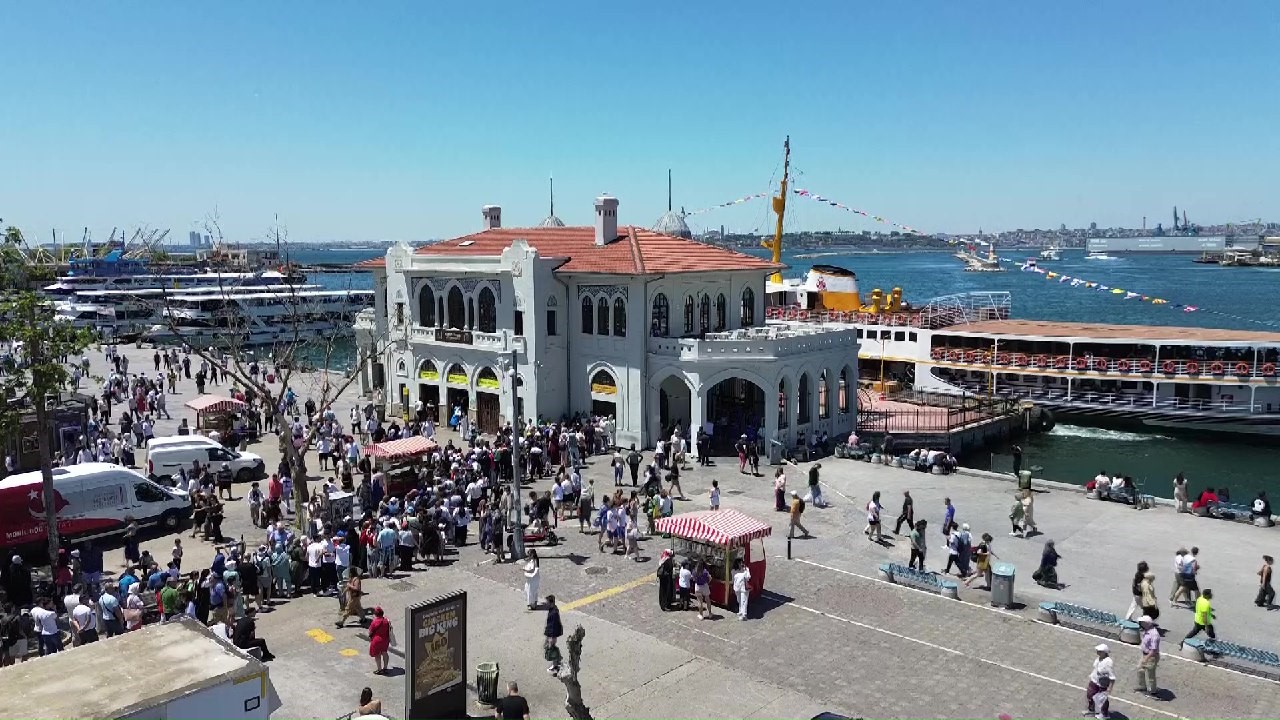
[444,362,469,423]
[797,373,812,425]
[707,377,766,454]
[417,360,440,423]
[777,377,791,431]
[590,369,618,419]
[447,287,465,329]
[658,374,693,438]
[475,366,501,433]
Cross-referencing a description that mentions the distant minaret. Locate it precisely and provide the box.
[667,168,673,212]
[549,176,555,217]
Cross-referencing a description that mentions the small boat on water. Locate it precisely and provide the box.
[1039,246,1062,261]
[1084,252,1118,261]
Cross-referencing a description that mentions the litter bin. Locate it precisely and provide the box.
[476,661,500,706]
[990,562,1015,608]
[1017,470,1032,492]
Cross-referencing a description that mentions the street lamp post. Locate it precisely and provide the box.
[504,349,526,560]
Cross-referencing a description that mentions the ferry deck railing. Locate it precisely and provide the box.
[943,379,1274,415]
[930,347,1279,379]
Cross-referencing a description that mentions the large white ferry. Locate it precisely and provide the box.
[143,288,374,347]
[766,266,1280,437]
[43,270,296,296]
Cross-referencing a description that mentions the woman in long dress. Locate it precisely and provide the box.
[656,550,675,611]
[523,549,540,610]
[336,567,364,628]
[367,606,391,674]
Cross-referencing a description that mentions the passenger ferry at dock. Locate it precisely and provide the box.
[765,265,1280,438]
[143,288,374,348]
[42,269,297,297]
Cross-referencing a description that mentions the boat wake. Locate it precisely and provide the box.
[1048,424,1168,442]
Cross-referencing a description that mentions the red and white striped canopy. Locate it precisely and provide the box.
[184,394,247,414]
[364,435,438,460]
[655,509,772,547]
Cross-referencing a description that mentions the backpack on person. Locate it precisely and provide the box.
[795,498,806,514]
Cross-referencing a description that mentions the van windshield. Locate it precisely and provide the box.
[134,482,170,503]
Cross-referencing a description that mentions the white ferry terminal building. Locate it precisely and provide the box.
[355,196,858,454]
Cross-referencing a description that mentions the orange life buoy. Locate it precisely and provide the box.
[950,350,964,362]
[1012,354,1026,366]
[1117,360,1130,373]
[1055,356,1068,369]
[964,351,976,363]
[797,309,810,321]
[1210,362,1224,375]
[1264,363,1277,377]
[1035,354,1049,367]
[1139,360,1152,373]
[1235,362,1251,376]
[1075,357,1087,370]
[931,347,943,360]
[1092,357,1108,371]
[765,306,777,319]
[997,353,1010,365]
[1187,361,1200,375]
[1162,360,1176,374]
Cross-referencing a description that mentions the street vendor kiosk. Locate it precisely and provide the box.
[363,435,439,496]
[184,394,256,447]
[655,509,771,607]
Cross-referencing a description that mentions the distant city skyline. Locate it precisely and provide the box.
[2,2,1276,243]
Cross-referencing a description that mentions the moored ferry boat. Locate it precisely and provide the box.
[144,288,373,348]
[766,265,1280,438]
[43,270,297,296]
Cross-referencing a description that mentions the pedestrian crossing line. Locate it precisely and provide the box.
[761,591,1186,720]
[561,574,655,611]
[305,628,336,644]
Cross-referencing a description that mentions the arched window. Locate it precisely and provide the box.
[838,367,850,413]
[590,369,617,394]
[436,296,445,327]
[546,295,558,336]
[698,294,711,334]
[683,296,695,335]
[651,293,669,337]
[613,297,627,336]
[467,297,475,330]
[798,373,811,424]
[597,297,610,335]
[741,287,755,326]
[715,293,727,331]
[477,286,497,333]
[818,370,830,419]
[447,286,465,329]
[418,286,436,327]
[477,366,499,390]
[581,296,594,334]
[777,379,789,430]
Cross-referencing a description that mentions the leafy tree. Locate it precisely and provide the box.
[1,226,95,561]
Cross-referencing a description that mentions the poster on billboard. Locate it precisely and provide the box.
[405,591,467,720]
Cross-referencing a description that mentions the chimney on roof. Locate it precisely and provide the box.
[482,205,502,230]
[594,195,619,246]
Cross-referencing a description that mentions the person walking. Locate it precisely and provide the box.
[1182,588,1216,646]
[1085,643,1115,719]
[543,595,563,675]
[806,463,826,507]
[1125,561,1150,621]
[523,550,540,611]
[1139,571,1159,621]
[788,492,810,538]
[1021,491,1038,536]
[773,468,787,512]
[908,520,927,571]
[1008,492,1025,537]
[863,491,883,542]
[494,682,531,720]
[1135,615,1160,696]
[367,606,392,675]
[1169,548,1188,606]
[732,559,752,621]
[941,497,956,537]
[1256,555,1275,609]
[335,567,365,628]
[1173,473,1189,513]
[656,549,675,611]
[893,490,914,535]
[1011,444,1023,477]
[1033,539,1061,588]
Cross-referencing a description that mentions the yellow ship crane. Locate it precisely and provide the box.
[761,136,790,284]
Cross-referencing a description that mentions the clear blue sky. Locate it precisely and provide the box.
[2,2,1277,243]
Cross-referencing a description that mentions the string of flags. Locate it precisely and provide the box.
[684,192,771,216]
[791,188,925,235]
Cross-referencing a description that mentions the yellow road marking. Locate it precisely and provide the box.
[305,628,335,644]
[560,574,654,611]
[339,648,360,657]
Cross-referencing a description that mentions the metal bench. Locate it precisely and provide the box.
[1038,601,1141,644]
[1182,637,1280,679]
[878,562,959,600]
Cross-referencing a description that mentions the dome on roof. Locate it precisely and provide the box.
[539,215,566,228]
[653,210,692,239]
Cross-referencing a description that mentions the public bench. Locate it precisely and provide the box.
[1037,601,1141,644]
[1182,637,1280,680]
[878,562,959,599]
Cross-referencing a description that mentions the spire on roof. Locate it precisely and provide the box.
[539,175,565,228]
[654,169,692,238]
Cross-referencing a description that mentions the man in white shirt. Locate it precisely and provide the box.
[30,599,62,655]
[70,594,100,644]
[1086,644,1115,719]
[732,561,752,621]
[306,539,326,596]
[1094,472,1112,498]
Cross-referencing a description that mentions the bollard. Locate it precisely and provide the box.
[787,525,793,560]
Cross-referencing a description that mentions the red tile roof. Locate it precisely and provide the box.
[355,257,386,269]
[412,226,783,275]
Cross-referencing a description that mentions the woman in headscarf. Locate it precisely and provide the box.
[656,549,675,611]
[271,544,293,598]
[124,583,146,631]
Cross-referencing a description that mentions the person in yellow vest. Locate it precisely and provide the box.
[1181,588,1216,648]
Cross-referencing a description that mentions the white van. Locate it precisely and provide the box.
[147,444,267,486]
[0,463,193,549]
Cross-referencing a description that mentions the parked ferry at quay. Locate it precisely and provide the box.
[765,265,1280,438]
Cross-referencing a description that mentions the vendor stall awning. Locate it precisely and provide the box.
[364,435,438,460]
[655,509,773,547]
[184,394,247,413]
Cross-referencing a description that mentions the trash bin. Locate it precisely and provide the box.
[476,661,500,705]
[1017,470,1032,492]
[990,562,1016,608]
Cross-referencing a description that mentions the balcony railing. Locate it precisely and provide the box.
[930,346,1279,379]
[648,325,858,360]
[943,379,1274,415]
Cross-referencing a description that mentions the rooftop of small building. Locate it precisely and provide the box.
[946,319,1280,344]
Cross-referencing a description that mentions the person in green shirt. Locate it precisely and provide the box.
[1182,588,1216,646]
[160,577,182,620]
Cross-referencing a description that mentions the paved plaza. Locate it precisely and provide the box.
[45,343,1280,718]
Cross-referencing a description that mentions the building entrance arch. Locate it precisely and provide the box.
[658,374,693,438]
[590,369,618,419]
[706,376,766,454]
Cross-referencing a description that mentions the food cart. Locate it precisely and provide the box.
[363,435,439,496]
[655,509,771,607]
[184,394,256,447]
